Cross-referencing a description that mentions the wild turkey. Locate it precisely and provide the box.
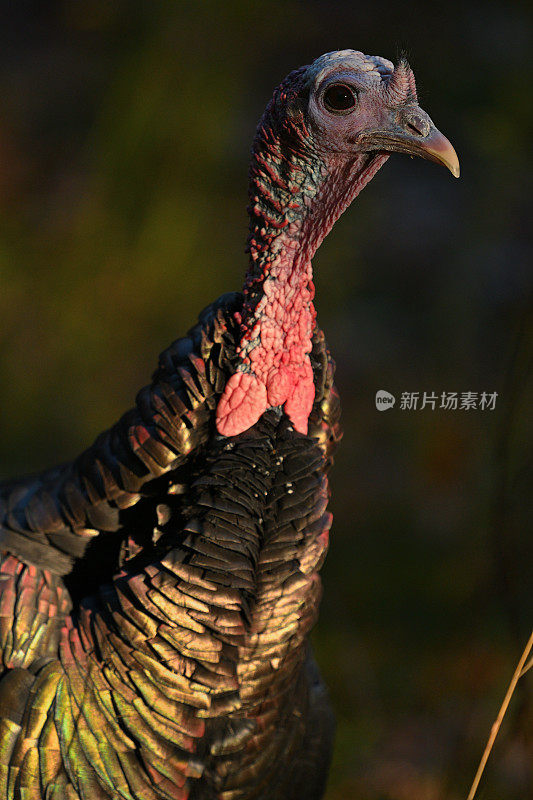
[0,50,458,800]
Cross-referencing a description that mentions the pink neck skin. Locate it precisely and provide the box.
[216,145,389,437]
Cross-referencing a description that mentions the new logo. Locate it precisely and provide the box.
[375,390,396,410]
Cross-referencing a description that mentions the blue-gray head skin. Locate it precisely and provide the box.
[217,49,459,437]
[305,50,459,174]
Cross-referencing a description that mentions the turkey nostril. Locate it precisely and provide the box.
[405,114,430,137]
[407,121,423,135]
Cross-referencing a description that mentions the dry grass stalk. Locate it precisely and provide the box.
[519,655,533,678]
[466,630,533,800]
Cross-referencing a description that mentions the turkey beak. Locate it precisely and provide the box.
[362,106,460,178]
[399,107,460,177]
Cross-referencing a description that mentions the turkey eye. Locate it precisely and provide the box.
[323,84,356,113]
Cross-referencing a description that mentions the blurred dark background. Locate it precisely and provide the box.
[0,2,531,798]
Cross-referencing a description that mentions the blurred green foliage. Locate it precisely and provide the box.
[0,2,531,798]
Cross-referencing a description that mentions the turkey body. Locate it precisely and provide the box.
[0,48,458,800]
[0,294,340,800]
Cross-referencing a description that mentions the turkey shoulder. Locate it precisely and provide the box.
[0,293,244,581]
[0,291,241,672]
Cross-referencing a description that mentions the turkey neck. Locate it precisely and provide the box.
[216,108,389,438]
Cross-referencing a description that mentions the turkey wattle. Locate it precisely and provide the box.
[0,50,458,800]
